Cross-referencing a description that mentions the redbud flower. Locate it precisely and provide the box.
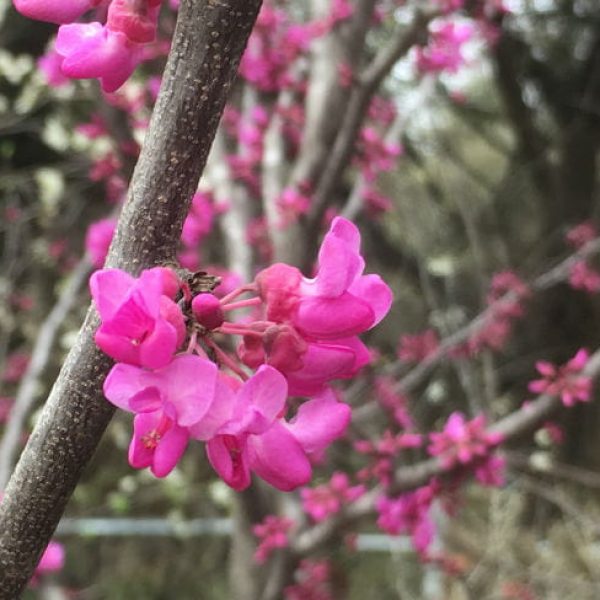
[56,23,141,93]
[528,348,592,407]
[569,261,600,293]
[199,369,350,491]
[85,217,116,268]
[90,267,185,369]
[252,515,295,563]
[428,412,503,469]
[104,354,219,476]
[565,221,597,249]
[249,217,392,395]
[13,0,104,24]
[376,485,436,555]
[416,21,473,75]
[301,472,365,522]
[397,329,439,363]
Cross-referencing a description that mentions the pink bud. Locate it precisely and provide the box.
[192,294,224,330]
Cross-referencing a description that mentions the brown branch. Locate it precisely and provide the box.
[305,9,435,233]
[0,0,262,595]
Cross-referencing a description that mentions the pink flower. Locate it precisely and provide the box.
[354,127,403,180]
[106,0,162,44]
[2,351,30,383]
[56,23,141,93]
[181,192,219,250]
[528,348,592,407]
[569,261,600,293]
[374,376,414,429]
[285,559,333,600]
[13,0,103,24]
[428,412,502,469]
[397,329,439,363]
[474,453,506,487]
[103,354,219,476]
[248,217,392,395]
[35,541,65,574]
[30,541,65,586]
[37,46,69,87]
[85,217,117,268]
[276,187,311,228]
[301,472,365,522]
[416,21,473,74]
[252,515,295,563]
[192,294,225,331]
[566,221,597,249]
[486,270,529,319]
[199,371,350,491]
[0,397,13,422]
[376,486,437,555]
[90,267,185,369]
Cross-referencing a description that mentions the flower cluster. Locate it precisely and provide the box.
[416,21,473,75]
[397,329,440,363]
[91,218,392,491]
[285,559,333,600]
[528,348,592,407]
[252,515,295,563]
[428,412,506,486]
[464,270,529,355]
[301,472,365,522]
[376,484,437,555]
[14,0,165,92]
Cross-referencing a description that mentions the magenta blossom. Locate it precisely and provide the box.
[376,485,437,555]
[36,541,65,574]
[56,23,141,93]
[416,21,473,75]
[37,46,70,87]
[30,541,65,586]
[198,370,351,491]
[243,217,392,395]
[252,515,295,563]
[528,348,592,407]
[90,267,185,369]
[285,559,333,600]
[428,412,503,469]
[85,217,117,268]
[397,329,439,363]
[569,261,600,294]
[104,354,219,476]
[181,191,219,250]
[301,472,365,522]
[566,221,597,249]
[13,0,104,24]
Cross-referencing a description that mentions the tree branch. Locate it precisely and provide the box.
[291,347,600,556]
[0,0,262,594]
[0,259,91,491]
[306,9,435,232]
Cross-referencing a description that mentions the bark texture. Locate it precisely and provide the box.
[0,0,262,595]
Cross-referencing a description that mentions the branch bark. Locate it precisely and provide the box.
[0,0,262,595]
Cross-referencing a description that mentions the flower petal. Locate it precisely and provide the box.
[286,389,351,456]
[247,422,312,491]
